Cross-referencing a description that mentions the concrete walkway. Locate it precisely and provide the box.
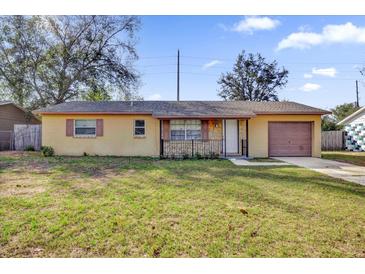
[274,157,365,186]
[229,158,291,166]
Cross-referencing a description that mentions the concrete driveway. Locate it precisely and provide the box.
[274,157,365,186]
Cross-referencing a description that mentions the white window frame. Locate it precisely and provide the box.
[134,119,146,137]
[74,119,97,138]
[170,120,201,140]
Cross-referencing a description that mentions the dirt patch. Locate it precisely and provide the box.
[0,151,40,157]
[0,173,47,197]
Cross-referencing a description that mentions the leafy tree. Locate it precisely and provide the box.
[83,89,111,102]
[331,102,360,122]
[321,115,342,131]
[0,16,37,108]
[218,51,288,101]
[0,16,141,109]
[321,102,360,131]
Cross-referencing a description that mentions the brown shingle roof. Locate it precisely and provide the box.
[35,100,330,117]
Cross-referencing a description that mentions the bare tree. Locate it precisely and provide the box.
[218,51,288,101]
[0,16,141,109]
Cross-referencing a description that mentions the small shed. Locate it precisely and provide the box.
[0,101,41,150]
[337,106,365,152]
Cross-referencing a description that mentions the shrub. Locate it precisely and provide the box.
[209,152,219,159]
[41,146,54,157]
[24,145,35,151]
[182,153,190,160]
[195,152,203,160]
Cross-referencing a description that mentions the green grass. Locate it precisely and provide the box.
[248,158,283,163]
[0,152,364,258]
[322,151,365,167]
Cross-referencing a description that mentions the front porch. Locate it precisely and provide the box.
[159,118,249,158]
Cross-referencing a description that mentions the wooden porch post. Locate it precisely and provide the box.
[237,120,240,154]
[159,120,163,156]
[246,119,249,158]
[223,119,226,157]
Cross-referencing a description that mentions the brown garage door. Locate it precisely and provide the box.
[269,122,312,157]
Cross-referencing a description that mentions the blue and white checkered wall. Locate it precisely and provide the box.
[345,123,365,152]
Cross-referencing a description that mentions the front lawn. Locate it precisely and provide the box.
[0,152,364,257]
[322,151,365,167]
[247,158,283,163]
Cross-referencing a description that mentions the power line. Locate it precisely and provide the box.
[180,55,365,65]
[140,71,361,80]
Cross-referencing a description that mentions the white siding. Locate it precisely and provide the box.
[349,113,365,126]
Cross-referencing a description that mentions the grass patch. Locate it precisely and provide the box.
[322,151,365,167]
[0,152,364,257]
[247,158,283,163]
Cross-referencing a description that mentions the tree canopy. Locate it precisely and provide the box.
[321,102,360,131]
[217,51,288,101]
[331,102,360,122]
[0,16,141,110]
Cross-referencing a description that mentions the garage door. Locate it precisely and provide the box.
[269,122,312,157]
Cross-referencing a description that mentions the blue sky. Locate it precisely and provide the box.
[135,16,365,109]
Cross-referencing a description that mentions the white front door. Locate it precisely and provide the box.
[225,119,238,154]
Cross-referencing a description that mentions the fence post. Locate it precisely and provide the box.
[192,139,194,157]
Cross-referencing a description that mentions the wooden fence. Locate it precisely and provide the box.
[14,124,42,151]
[321,130,345,151]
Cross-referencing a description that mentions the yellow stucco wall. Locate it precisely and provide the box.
[248,114,322,158]
[42,114,160,156]
[41,114,322,157]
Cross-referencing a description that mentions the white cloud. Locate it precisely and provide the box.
[147,93,162,100]
[312,67,337,77]
[232,16,280,34]
[298,25,311,32]
[300,83,321,92]
[303,73,313,79]
[277,22,365,50]
[202,60,222,70]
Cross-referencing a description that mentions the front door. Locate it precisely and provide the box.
[225,120,238,154]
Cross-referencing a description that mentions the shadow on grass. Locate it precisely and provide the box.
[1,154,364,199]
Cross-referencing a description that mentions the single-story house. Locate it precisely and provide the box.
[0,101,41,150]
[35,101,330,158]
[337,106,365,152]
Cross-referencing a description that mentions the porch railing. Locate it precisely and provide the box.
[160,139,247,158]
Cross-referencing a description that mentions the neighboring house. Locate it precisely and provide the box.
[337,106,365,152]
[0,101,41,150]
[35,101,330,158]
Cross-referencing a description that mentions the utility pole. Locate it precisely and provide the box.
[356,80,359,107]
[177,49,180,101]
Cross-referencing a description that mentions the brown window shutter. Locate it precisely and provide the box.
[163,120,170,140]
[66,119,74,136]
[96,119,104,136]
[202,120,209,140]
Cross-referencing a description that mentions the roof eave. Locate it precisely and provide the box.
[254,111,332,115]
[337,106,365,125]
[36,111,153,115]
[152,114,256,119]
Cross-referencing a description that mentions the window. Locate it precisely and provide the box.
[170,120,201,140]
[74,119,96,136]
[134,120,145,136]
